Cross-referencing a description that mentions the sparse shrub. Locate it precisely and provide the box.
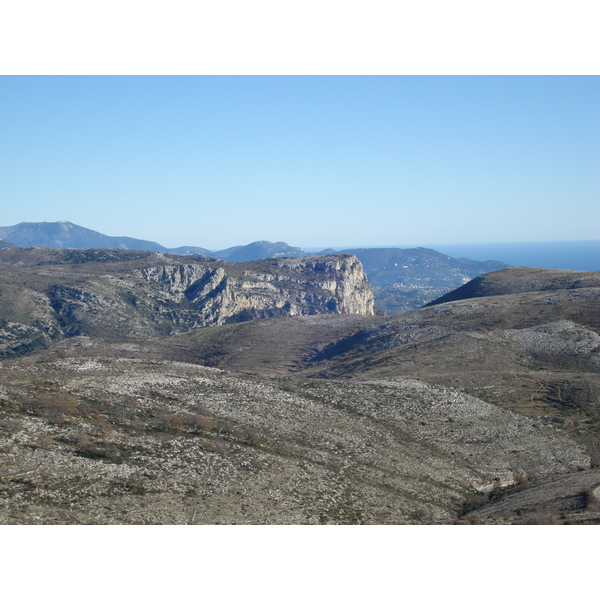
[277,443,293,457]
[0,418,22,435]
[183,414,217,433]
[231,427,247,443]
[154,412,169,432]
[0,443,14,454]
[77,400,100,419]
[74,433,104,457]
[522,511,561,525]
[126,473,146,495]
[199,438,217,452]
[31,433,53,450]
[461,491,490,514]
[465,515,486,525]
[155,412,184,433]
[75,433,96,454]
[250,434,267,447]
[375,510,391,524]
[410,509,427,522]
[90,416,113,437]
[102,442,122,462]
[513,474,534,489]
[279,379,298,393]
[194,404,214,418]
[111,397,139,420]
[226,425,267,447]
[167,415,184,434]
[589,449,600,468]
[21,393,78,421]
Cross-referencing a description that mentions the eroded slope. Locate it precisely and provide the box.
[0,356,589,524]
[0,248,374,358]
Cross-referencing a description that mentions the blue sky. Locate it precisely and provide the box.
[1,76,598,249]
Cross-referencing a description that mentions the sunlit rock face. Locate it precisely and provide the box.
[0,248,375,352]
[137,255,375,327]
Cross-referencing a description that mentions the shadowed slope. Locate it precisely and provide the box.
[426,267,600,306]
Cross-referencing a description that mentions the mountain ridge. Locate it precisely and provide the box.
[0,221,512,313]
[426,266,600,306]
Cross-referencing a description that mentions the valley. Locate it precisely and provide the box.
[1,246,599,524]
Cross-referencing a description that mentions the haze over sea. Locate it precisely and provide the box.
[428,240,600,272]
[307,240,600,272]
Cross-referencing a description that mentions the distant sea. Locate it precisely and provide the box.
[426,241,600,272]
[306,241,600,272]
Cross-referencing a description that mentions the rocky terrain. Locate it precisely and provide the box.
[0,222,511,313]
[0,355,591,524]
[0,247,374,359]
[1,256,599,525]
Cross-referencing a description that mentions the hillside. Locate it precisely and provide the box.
[0,355,590,524]
[211,241,307,262]
[326,247,508,288]
[427,266,600,305]
[1,262,599,524]
[0,247,374,359]
[101,266,598,374]
[0,221,173,253]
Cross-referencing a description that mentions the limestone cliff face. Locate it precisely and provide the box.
[136,255,375,327]
[136,264,221,299]
[0,249,375,347]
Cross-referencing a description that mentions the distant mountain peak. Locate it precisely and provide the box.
[211,240,306,262]
[0,221,169,253]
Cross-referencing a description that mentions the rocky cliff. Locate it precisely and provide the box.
[134,255,375,327]
[0,248,374,356]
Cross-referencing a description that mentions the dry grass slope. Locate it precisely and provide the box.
[1,262,599,524]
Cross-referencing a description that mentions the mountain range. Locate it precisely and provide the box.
[0,221,511,312]
[0,221,304,258]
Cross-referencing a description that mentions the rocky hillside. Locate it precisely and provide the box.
[426,266,600,305]
[0,354,589,525]
[0,248,374,358]
[1,259,599,525]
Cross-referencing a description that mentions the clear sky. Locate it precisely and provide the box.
[1,76,598,249]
